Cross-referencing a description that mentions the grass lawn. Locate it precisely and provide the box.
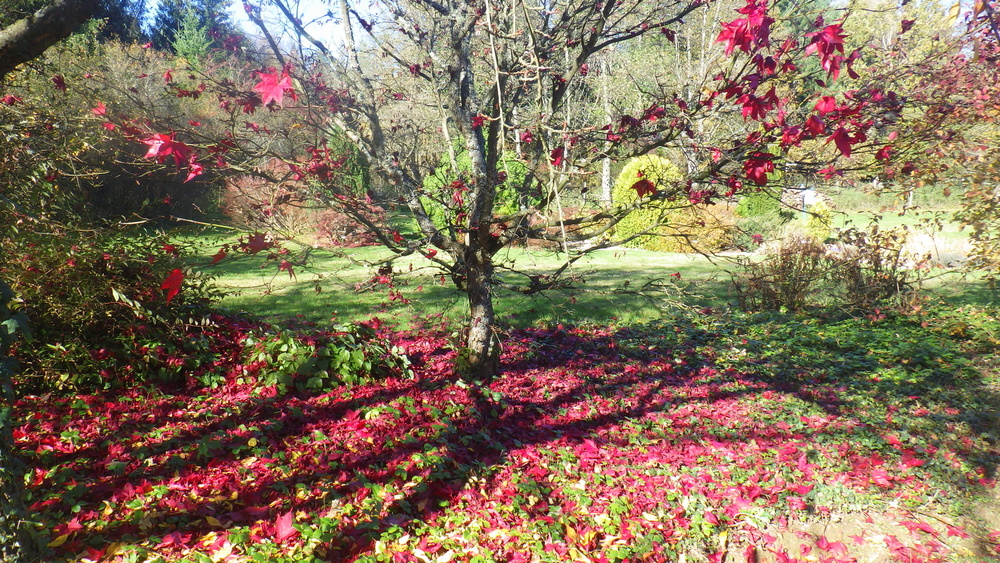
[183,210,996,329]
[189,237,735,328]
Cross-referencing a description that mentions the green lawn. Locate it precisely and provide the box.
[180,210,998,330]
[187,235,734,328]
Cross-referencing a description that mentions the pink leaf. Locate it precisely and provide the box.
[184,158,204,183]
[142,132,192,166]
[253,67,297,107]
[273,511,298,543]
[91,101,107,116]
[946,525,970,538]
[900,520,937,536]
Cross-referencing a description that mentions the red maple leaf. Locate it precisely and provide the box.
[805,115,825,136]
[156,530,193,548]
[828,127,854,157]
[240,233,274,254]
[631,178,656,198]
[91,101,107,116]
[814,96,838,115]
[161,269,184,304]
[272,510,298,543]
[278,260,296,279]
[52,75,67,91]
[142,133,192,166]
[875,145,893,161]
[550,146,565,167]
[471,114,487,128]
[253,68,297,107]
[211,249,228,264]
[715,0,774,55]
[743,152,775,186]
[805,23,848,79]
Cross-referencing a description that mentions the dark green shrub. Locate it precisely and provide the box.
[0,213,223,391]
[732,188,792,250]
[242,322,412,394]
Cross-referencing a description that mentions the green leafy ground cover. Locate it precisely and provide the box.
[15,305,1000,562]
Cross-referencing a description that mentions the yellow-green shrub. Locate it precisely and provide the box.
[611,155,733,252]
[611,155,683,250]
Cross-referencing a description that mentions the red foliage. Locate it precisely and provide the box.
[253,67,297,107]
[160,268,184,304]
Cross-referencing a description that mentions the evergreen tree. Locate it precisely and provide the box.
[172,4,213,65]
[150,0,234,53]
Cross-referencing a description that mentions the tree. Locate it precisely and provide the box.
[248,0,908,381]
[150,0,235,53]
[106,0,997,386]
[0,1,100,560]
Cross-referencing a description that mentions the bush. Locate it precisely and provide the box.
[732,188,792,250]
[611,154,683,251]
[421,146,540,230]
[735,187,782,218]
[803,200,834,241]
[610,155,734,252]
[315,203,389,248]
[733,225,921,312]
[0,215,224,391]
[242,322,412,394]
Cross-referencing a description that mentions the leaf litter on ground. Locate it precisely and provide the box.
[14,307,1000,562]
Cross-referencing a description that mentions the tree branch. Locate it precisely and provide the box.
[0,0,99,80]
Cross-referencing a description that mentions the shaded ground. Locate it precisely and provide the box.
[14,308,1000,562]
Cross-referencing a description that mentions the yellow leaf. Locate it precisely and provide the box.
[106,542,121,558]
[248,438,258,448]
[205,516,223,527]
[565,524,579,543]
[212,541,234,563]
[47,534,70,548]
[947,2,960,26]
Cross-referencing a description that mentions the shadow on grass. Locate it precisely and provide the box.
[20,309,1000,561]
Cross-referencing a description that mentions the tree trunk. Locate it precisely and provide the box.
[463,252,499,383]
